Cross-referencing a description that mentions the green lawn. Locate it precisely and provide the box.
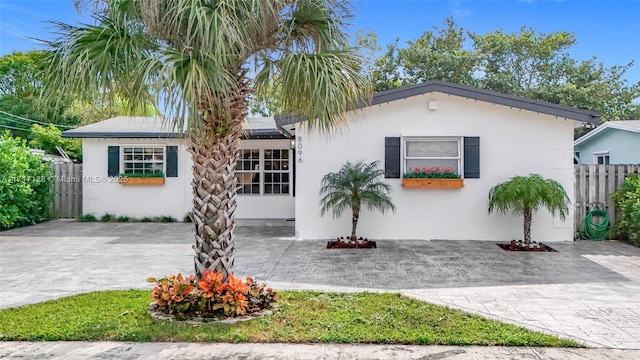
[0,290,580,346]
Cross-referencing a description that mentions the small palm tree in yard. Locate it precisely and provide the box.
[320,160,396,244]
[43,0,370,280]
[488,174,570,244]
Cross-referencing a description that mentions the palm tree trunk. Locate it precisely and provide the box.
[351,209,359,245]
[190,73,249,280]
[523,210,532,245]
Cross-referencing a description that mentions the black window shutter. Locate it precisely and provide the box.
[463,137,480,179]
[107,146,119,177]
[166,146,178,177]
[384,137,401,178]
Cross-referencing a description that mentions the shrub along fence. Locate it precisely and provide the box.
[49,163,83,218]
[574,164,640,232]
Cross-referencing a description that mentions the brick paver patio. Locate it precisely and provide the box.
[2,220,640,348]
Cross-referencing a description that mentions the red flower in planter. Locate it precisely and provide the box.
[403,165,461,179]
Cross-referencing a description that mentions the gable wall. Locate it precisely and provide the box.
[295,92,576,241]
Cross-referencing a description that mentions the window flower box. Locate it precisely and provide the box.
[402,178,463,188]
[402,166,463,189]
[118,175,165,186]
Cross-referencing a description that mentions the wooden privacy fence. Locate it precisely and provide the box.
[49,163,83,218]
[574,164,640,230]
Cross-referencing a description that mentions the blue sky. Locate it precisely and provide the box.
[1,0,639,83]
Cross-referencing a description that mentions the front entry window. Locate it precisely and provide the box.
[236,148,291,196]
[237,149,260,194]
[264,149,290,194]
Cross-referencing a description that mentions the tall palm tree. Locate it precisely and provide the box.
[44,0,370,279]
[488,174,570,244]
[320,160,396,243]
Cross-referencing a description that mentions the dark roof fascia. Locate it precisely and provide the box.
[242,127,293,140]
[242,134,289,139]
[275,80,601,126]
[62,132,185,139]
[64,129,293,140]
[241,133,288,140]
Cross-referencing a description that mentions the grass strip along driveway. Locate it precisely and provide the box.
[0,290,579,346]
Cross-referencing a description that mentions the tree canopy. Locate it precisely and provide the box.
[369,18,640,122]
[0,51,77,139]
[0,49,156,159]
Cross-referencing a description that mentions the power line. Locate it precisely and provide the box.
[0,110,76,128]
[0,123,32,132]
[0,113,34,127]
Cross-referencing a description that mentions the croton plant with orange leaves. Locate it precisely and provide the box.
[147,273,196,314]
[147,271,276,318]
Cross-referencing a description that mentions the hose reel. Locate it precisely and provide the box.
[578,202,610,241]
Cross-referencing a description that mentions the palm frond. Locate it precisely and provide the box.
[280,0,351,52]
[255,0,371,134]
[488,174,570,219]
[319,160,396,220]
[47,0,371,138]
[274,50,371,133]
[43,10,156,115]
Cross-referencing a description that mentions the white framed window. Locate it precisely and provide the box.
[594,152,610,165]
[403,137,462,176]
[264,149,290,194]
[237,149,260,195]
[236,148,291,196]
[122,146,164,175]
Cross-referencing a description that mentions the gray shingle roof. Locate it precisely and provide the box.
[62,116,291,139]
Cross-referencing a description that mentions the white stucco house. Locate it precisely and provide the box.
[574,120,640,164]
[64,80,600,241]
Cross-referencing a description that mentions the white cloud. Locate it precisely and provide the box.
[448,0,472,18]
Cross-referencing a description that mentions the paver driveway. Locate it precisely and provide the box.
[2,220,640,348]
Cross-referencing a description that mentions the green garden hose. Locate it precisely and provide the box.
[579,209,610,241]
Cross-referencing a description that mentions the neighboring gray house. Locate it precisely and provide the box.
[574,120,640,164]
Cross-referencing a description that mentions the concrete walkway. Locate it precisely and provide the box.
[3,220,640,350]
[1,342,640,360]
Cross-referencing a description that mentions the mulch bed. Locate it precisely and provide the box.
[497,240,557,252]
[327,237,377,249]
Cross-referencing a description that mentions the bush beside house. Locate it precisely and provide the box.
[0,132,53,229]
[612,175,640,244]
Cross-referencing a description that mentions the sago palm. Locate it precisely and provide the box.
[488,174,570,244]
[320,160,396,243]
[43,0,370,279]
